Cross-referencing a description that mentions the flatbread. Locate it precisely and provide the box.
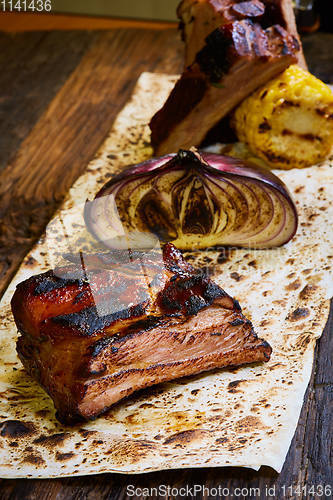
[0,73,332,478]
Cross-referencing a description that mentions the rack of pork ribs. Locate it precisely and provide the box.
[12,243,271,424]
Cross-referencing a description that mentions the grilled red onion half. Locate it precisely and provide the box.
[84,149,298,250]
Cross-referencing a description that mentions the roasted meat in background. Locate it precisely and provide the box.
[178,0,306,68]
[150,20,299,155]
[12,243,271,424]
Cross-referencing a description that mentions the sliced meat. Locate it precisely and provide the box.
[12,243,271,424]
[178,0,306,68]
[79,305,271,420]
[150,20,299,156]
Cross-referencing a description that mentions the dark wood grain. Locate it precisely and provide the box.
[0,28,332,499]
[0,31,97,172]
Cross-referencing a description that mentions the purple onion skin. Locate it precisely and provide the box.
[85,149,298,249]
[96,154,175,197]
[97,151,295,203]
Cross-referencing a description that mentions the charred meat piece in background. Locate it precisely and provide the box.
[150,20,299,155]
[178,0,306,68]
[12,243,271,424]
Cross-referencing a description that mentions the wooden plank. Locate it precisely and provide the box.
[0,12,177,32]
[0,31,97,172]
[0,28,182,298]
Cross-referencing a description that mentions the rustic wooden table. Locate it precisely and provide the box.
[0,13,332,500]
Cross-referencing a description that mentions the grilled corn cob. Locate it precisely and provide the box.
[232,65,333,169]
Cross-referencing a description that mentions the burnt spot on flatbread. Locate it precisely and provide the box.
[93,439,104,445]
[24,256,37,267]
[295,333,312,350]
[260,319,271,327]
[22,453,45,465]
[55,451,76,461]
[138,402,154,409]
[235,416,266,433]
[163,429,208,445]
[272,299,287,307]
[107,439,156,465]
[0,420,35,438]
[79,430,96,438]
[217,252,228,264]
[33,432,70,447]
[215,436,228,445]
[227,379,246,393]
[299,284,318,301]
[230,272,243,281]
[308,213,319,221]
[191,389,200,396]
[285,279,302,291]
[269,362,285,370]
[302,268,312,275]
[286,307,310,322]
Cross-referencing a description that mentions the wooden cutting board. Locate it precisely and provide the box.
[0,28,331,499]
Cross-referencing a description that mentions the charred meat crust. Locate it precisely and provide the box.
[13,243,272,423]
[177,0,306,69]
[51,302,149,337]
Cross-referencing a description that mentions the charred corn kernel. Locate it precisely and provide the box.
[232,65,333,169]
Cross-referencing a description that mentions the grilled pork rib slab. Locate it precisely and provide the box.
[178,0,306,68]
[150,20,299,155]
[12,244,271,423]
